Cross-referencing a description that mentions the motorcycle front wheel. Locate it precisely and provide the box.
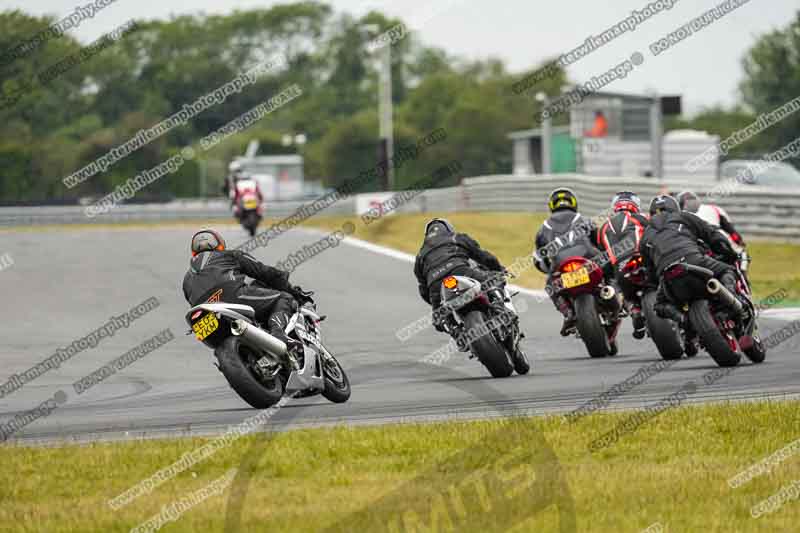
[319,346,351,403]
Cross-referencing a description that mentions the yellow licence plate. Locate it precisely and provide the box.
[562,268,590,288]
[192,313,219,341]
[243,199,258,209]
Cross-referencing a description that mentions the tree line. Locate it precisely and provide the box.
[0,3,797,202]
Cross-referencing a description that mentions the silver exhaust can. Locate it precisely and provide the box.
[230,319,287,360]
[707,279,743,314]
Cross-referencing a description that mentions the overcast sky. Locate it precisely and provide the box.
[5,0,798,114]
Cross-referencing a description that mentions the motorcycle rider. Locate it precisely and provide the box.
[182,229,312,362]
[641,195,744,324]
[414,218,508,334]
[534,188,609,336]
[676,191,745,247]
[232,172,263,214]
[223,161,244,203]
[597,191,650,339]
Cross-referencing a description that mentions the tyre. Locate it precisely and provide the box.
[688,300,741,367]
[215,337,284,408]
[464,311,514,377]
[512,347,531,375]
[574,293,611,358]
[642,291,684,360]
[319,346,351,403]
[743,335,767,364]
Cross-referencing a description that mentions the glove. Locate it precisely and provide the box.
[290,285,314,302]
[717,241,738,264]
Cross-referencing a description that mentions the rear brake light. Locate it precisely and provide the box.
[624,256,643,271]
[191,310,203,320]
[443,276,458,289]
[561,261,584,273]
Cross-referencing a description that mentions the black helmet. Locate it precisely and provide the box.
[611,191,641,213]
[191,229,226,257]
[648,195,680,216]
[676,191,701,213]
[424,218,454,238]
[548,188,578,212]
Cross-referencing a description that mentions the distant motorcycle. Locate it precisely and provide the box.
[233,179,263,236]
[438,273,530,377]
[553,255,623,358]
[185,296,350,408]
[656,254,765,368]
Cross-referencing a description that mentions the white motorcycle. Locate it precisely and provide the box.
[185,297,350,408]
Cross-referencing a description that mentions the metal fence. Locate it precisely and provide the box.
[403,174,800,241]
[2,174,798,241]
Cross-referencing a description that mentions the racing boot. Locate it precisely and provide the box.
[630,305,647,340]
[556,297,576,337]
[268,311,304,370]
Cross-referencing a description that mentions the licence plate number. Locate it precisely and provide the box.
[192,313,219,340]
[243,199,258,209]
[562,268,590,288]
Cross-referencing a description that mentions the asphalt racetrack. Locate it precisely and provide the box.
[2,224,799,444]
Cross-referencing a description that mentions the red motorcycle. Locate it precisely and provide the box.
[233,179,263,237]
[553,255,622,358]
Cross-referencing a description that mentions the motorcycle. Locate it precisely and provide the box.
[233,180,263,237]
[184,296,351,408]
[619,253,684,360]
[656,255,765,368]
[553,255,623,358]
[438,273,530,377]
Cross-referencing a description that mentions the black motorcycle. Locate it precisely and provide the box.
[438,273,530,377]
[656,255,765,368]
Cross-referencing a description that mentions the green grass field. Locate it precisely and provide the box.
[303,211,800,304]
[2,401,799,532]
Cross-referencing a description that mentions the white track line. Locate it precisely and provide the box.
[341,235,548,299]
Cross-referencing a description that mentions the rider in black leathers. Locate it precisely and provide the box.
[414,218,507,331]
[534,188,609,335]
[182,229,312,351]
[640,195,743,323]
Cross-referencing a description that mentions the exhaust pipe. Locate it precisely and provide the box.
[707,279,743,314]
[230,320,287,361]
[599,285,621,312]
[600,286,616,301]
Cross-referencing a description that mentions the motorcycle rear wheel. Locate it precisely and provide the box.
[215,337,284,409]
[688,300,741,368]
[575,293,611,358]
[464,311,514,377]
[642,291,684,360]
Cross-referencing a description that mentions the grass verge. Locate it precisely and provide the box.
[303,212,800,304]
[1,401,799,532]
